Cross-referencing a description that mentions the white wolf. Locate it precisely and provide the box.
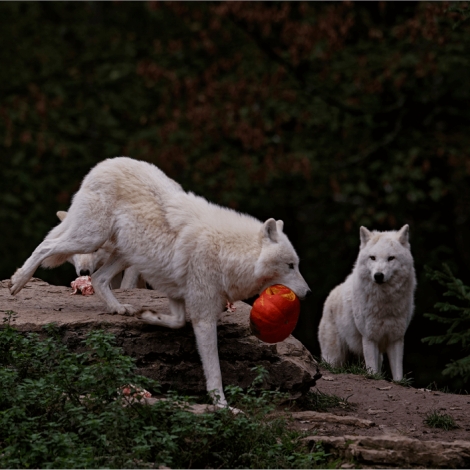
[318,225,416,381]
[10,156,311,406]
[56,211,144,290]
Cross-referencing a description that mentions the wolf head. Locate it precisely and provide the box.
[56,211,112,276]
[254,218,311,299]
[356,225,414,286]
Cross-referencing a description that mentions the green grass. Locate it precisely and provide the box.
[297,389,355,412]
[0,311,330,469]
[424,410,459,430]
[319,359,386,380]
[319,359,415,385]
[392,373,414,388]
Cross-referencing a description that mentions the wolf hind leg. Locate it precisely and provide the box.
[10,229,107,295]
[41,253,72,269]
[318,311,348,367]
[320,340,348,367]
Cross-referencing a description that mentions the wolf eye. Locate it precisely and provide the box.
[288,263,295,270]
[370,256,376,261]
[388,256,395,261]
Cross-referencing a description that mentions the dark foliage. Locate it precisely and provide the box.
[423,265,470,381]
[1,2,470,389]
[0,312,328,469]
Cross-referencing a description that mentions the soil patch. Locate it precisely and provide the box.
[296,372,470,441]
[285,370,470,467]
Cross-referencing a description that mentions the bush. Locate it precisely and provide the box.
[422,264,470,381]
[0,312,328,469]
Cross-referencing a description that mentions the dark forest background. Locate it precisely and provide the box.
[1,1,470,390]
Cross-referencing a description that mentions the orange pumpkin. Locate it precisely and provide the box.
[250,284,300,343]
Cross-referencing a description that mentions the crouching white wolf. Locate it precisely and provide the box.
[10,156,311,406]
[318,225,416,381]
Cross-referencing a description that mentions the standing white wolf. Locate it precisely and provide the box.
[10,157,311,406]
[318,225,416,381]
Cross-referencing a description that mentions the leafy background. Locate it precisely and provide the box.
[1,1,470,390]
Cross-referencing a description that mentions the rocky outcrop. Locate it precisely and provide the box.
[0,278,318,394]
[303,434,470,468]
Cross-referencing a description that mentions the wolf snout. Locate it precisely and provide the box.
[374,272,384,284]
[80,269,91,276]
[298,288,312,300]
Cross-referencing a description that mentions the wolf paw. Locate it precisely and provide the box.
[9,269,28,295]
[215,403,244,415]
[140,310,186,329]
[110,303,139,316]
[140,310,160,323]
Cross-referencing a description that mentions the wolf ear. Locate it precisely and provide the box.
[57,211,67,222]
[360,226,372,248]
[397,224,409,245]
[261,218,279,243]
[276,220,284,233]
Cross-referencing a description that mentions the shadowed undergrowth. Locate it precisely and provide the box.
[0,311,330,469]
[296,389,355,412]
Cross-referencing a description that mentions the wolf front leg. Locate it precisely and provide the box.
[92,254,139,315]
[362,337,381,375]
[387,338,404,381]
[191,317,227,406]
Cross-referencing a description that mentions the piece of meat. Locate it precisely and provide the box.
[121,384,152,399]
[70,275,94,295]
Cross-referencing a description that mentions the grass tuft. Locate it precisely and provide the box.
[424,410,459,430]
[319,359,386,380]
[393,373,414,388]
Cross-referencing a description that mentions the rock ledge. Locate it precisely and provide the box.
[0,278,318,394]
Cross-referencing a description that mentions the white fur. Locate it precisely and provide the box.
[56,211,144,289]
[318,225,416,381]
[10,156,310,405]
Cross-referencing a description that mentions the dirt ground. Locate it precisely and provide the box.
[294,371,470,441]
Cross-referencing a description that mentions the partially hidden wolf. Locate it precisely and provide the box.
[318,225,416,381]
[10,157,311,406]
[56,211,144,290]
